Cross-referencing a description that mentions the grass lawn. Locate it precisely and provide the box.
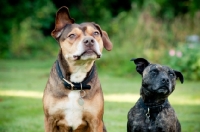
[0,59,200,132]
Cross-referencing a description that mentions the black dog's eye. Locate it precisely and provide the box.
[150,69,158,77]
[68,34,76,39]
[169,72,175,77]
[93,31,100,36]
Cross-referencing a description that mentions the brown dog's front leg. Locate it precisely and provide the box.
[44,116,52,132]
[88,118,105,132]
[44,116,60,132]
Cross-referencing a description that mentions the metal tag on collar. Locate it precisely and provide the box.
[145,107,150,123]
[78,83,86,106]
[63,78,74,90]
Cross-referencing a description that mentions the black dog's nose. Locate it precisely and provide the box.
[83,37,95,47]
[161,78,169,84]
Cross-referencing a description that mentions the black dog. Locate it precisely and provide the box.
[127,58,184,132]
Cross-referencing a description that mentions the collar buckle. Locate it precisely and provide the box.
[63,78,74,90]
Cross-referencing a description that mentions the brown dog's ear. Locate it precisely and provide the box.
[174,70,184,84]
[131,58,150,75]
[51,6,75,39]
[93,23,113,51]
[102,31,113,51]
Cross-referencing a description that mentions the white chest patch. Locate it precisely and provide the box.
[70,71,87,83]
[65,91,83,130]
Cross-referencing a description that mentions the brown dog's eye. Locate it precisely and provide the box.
[93,31,100,36]
[68,34,76,39]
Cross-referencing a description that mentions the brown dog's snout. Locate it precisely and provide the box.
[83,37,95,47]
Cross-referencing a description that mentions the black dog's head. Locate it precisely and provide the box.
[131,58,184,100]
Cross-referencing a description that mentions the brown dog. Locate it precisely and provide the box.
[43,6,112,132]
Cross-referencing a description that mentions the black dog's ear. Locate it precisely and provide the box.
[174,70,184,83]
[131,58,150,75]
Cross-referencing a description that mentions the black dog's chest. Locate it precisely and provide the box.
[138,98,170,122]
[127,98,180,132]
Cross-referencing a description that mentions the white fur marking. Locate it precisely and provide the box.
[65,91,83,130]
[48,91,83,130]
[71,70,87,83]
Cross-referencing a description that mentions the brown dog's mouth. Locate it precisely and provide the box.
[82,49,96,55]
[73,50,101,60]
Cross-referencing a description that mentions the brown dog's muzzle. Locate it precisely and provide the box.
[71,36,101,60]
[82,36,101,58]
[83,36,95,47]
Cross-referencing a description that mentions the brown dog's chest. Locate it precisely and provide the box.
[44,66,104,130]
[46,88,104,130]
[49,91,85,130]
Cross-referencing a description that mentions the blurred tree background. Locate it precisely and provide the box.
[0,0,200,80]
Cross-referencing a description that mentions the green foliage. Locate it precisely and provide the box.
[96,3,200,81]
[9,1,57,59]
[52,0,132,24]
[0,0,200,80]
[0,0,56,58]
[164,44,200,81]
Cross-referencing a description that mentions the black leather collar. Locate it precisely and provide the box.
[140,97,169,113]
[139,97,170,121]
[56,60,95,90]
[141,98,169,113]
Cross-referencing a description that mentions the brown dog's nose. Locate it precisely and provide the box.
[83,37,95,47]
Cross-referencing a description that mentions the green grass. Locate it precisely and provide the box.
[0,59,200,132]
